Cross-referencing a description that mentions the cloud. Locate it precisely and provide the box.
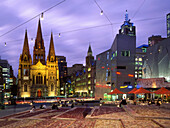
[0,0,170,76]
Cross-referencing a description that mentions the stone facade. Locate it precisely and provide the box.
[67,45,96,97]
[18,20,60,98]
[137,78,170,88]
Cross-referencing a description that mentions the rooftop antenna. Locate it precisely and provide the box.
[125,10,128,21]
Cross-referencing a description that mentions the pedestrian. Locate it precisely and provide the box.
[30,105,36,113]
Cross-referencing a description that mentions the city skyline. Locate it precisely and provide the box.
[0,0,169,76]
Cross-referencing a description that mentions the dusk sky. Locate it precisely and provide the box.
[0,0,169,76]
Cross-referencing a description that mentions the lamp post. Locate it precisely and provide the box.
[65,83,68,99]
[45,88,47,100]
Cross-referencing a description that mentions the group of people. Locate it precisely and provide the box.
[30,100,75,112]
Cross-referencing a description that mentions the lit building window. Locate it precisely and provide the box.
[51,84,54,91]
[24,84,27,92]
[88,68,91,71]
[107,52,109,60]
[139,62,142,65]
[139,67,142,70]
[88,80,91,84]
[139,58,142,61]
[88,73,91,78]
[135,67,138,70]
[115,51,117,56]
[135,58,138,61]
[139,75,142,78]
[121,51,130,57]
[135,75,137,78]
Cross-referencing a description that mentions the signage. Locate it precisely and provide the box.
[23,76,29,80]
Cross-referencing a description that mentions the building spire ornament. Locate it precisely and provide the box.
[33,19,46,65]
[35,18,44,49]
[125,10,129,21]
[21,29,31,61]
[47,32,56,61]
[87,43,92,56]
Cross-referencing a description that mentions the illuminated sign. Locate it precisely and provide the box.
[120,85,128,88]
[23,76,29,80]
[116,72,121,75]
[128,74,134,77]
[128,86,133,89]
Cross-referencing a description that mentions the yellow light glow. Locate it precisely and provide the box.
[152,82,157,88]
[139,58,142,61]
[120,85,128,88]
[48,92,55,97]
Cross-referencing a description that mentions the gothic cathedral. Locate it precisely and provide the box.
[18,19,60,98]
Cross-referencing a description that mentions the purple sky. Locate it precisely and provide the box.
[0,0,169,76]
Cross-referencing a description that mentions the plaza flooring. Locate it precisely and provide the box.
[0,105,170,128]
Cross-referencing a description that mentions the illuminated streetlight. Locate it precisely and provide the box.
[100,10,103,15]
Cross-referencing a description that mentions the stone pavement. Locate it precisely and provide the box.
[0,105,170,128]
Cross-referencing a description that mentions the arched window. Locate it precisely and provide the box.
[24,84,27,92]
[24,55,27,62]
[36,73,43,84]
[51,84,54,91]
[51,57,54,62]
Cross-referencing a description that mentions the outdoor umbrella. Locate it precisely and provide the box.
[153,87,170,94]
[108,88,124,101]
[128,88,137,94]
[133,87,151,103]
[133,87,151,94]
[108,88,124,95]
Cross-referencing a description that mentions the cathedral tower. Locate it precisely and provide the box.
[18,30,32,97]
[33,19,46,65]
[86,44,94,67]
[46,32,60,96]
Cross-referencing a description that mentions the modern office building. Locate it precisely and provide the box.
[0,58,11,99]
[142,37,170,82]
[18,19,60,98]
[167,13,170,38]
[148,35,165,46]
[135,44,148,80]
[56,56,67,95]
[119,10,136,36]
[67,45,96,97]
[0,66,4,104]
[95,11,136,100]
[0,66,3,86]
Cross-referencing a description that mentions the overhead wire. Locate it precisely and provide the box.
[0,16,165,45]
[93,0,114,36]
[131,0,146,19]
[0,0,66,38]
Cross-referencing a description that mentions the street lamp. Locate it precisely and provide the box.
[65,83,68,99]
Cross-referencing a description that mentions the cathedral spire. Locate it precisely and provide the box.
[22,30,31,60]
[87,44,92,56]
[48,32,56,61]
[33,19,46,65]
[22,30,29,54]
[35,18,44,49]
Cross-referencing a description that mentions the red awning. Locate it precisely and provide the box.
[133,87,151,94]
[154,87,170,94]
[128,88,137,94]
[108,88,125,95]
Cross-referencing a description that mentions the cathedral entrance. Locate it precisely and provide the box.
[37,89,42,97]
